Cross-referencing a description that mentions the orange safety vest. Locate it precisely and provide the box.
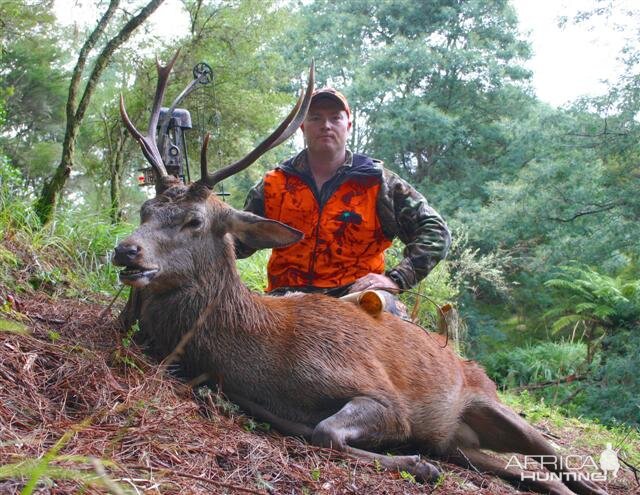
[263,166,392,291]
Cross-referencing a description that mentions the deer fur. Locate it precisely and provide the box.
[115,183,607,495]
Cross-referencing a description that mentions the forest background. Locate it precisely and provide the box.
[1,0,639,430]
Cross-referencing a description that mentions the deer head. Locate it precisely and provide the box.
[114,53,314,290]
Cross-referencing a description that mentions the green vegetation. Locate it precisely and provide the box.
[503,390,640,468]
[0,407,129,494]
[484,341,587,389]
[0,160,128,299]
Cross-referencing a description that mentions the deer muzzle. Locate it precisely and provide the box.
[113,241,159,287]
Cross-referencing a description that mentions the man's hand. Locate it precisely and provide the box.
[349,273,399,294]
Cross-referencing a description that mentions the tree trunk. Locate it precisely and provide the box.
[34,0,166,225]
[110,157,123,224]
[110,129,128,224]
[36,131,76,223]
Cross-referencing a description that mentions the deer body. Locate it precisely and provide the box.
[115,55,607,495]
[131,207,469,446]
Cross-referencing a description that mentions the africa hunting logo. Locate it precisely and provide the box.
[506,443,620,482]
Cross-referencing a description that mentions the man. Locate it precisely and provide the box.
[236,87,451,304]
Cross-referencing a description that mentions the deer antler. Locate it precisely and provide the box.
[199,61,315,189]
[119,50,181,193]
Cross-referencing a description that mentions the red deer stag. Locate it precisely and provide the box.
[114,53,607,495]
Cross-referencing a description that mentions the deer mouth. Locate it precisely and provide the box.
[118,265,159,286]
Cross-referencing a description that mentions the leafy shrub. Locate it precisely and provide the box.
[579,326,640,426]
[482,340,587,388]
[385,238,458,327]
[544,264,640,363]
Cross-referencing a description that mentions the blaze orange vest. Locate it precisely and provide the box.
[263,167,392,291]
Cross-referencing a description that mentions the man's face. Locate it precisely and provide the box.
[302,98,351,156]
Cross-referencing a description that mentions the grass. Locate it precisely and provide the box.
[236,248,270,291]
[0,397,130,494]
[1,163,131,300]
[502,390,640,467]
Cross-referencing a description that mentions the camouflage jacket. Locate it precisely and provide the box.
[237,149,451,291]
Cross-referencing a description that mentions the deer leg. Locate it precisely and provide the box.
[457,401,607,495]
[225,391,314,438]
[312,396,440,482]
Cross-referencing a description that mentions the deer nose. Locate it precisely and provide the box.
[114,243,141,264]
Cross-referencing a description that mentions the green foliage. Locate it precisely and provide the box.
[479,264,640,426]
[196,386,240,416]
[581,326,640,426]
[1,159,129,298]
[169,0,300,209]
[384,225,510,333]
[309,466,321,481]
[456,294,508,358]
[543,264,640,365]
[503,389,640,461]
[0,457,129,495]
[121,322,140,348]
[545,265,640,333]
[384,238,457,326]
[236,249,270,292]
[399,470,416,483]
[0,1,67,180]
[482,340,587,388]
[0,317,29,335]
[0,414,130,495]
[242,417,271,433]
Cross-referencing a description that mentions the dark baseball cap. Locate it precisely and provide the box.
[311,87,351,120]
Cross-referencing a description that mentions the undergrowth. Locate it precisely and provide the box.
[502,390,640,468]
[483,340,587,388]
[1,161,131,300]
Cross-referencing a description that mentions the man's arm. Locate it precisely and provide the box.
[377,169,451,290]
[234,178,266,259]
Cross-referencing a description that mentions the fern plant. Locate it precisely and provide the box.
[544,264,640,364]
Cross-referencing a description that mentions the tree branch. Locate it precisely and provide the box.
[509,374,586,392]
[75,0,166,125]
[547,202,622,222]
[67,0,120,127]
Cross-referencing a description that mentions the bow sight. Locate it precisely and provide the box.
[138,61,214,188]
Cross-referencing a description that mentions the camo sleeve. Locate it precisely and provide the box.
[377,169,451,289]
[234,178,266,259]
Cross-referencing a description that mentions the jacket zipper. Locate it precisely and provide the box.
[307,202,324,285]
[286,166,347,286]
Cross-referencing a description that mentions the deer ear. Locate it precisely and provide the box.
[229,210,303,249]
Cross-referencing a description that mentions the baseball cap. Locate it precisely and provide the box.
[311,87,351,120]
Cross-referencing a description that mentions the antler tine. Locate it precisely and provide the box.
[200,61,315,189]
[119,50,181,181]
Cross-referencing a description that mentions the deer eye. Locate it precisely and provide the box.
[183,217,203,230]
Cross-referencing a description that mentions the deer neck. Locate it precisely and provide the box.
[140,239,269,345]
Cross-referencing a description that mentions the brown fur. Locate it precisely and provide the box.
[114,184,606,495]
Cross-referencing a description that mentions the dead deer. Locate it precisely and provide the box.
[113,53,607,495]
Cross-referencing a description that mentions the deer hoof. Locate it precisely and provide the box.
[411,459,441,483]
